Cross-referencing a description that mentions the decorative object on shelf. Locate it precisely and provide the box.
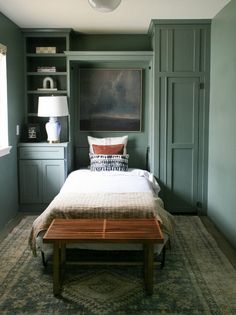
[37,66,56,73]
[79,68,142,131]
[37,76,57,91]
[35,47,56,54]
[88,0,121,12]
[26,123,41,142]
[38,96,69,143]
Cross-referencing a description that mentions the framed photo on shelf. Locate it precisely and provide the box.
[79,68,142,132]
[26,124,41,142]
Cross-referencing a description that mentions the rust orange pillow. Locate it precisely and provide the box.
[92,144,124,155]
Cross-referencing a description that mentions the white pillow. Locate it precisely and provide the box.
[88,135,128,154]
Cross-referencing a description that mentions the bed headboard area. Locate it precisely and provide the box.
[74,142,149,171]
[70,58,153,172]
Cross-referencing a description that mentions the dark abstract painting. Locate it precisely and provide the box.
[79,69,142,131]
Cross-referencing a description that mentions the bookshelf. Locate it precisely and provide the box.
[22,29,71,142]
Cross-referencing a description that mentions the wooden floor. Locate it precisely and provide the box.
[0,212,236,270]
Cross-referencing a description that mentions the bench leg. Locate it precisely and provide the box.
[60,244,66,280]
[53,242,60,296]
[161,244,166,269]
[143,243,154,295]
[60,244,66,265]
[41,251,47,267]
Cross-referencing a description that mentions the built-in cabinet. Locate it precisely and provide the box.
[18,22,210,214]
[66,51,153,169]
[149,20,211,214]
[18,143,69,210]
[18,29,72,212]
[22,28,71,142]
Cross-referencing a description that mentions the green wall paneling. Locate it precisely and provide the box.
[71,33,152,52]
[66,51,153,169]
[149,20,211,213]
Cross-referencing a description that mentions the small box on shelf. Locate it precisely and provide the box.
[36,47,56,54]
[37,66,57,73]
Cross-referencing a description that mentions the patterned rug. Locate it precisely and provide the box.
[0,216,236,315]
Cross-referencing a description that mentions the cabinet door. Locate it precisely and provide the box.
[42,160,65,203]
[19,160,42,204]
[165,77,200,213]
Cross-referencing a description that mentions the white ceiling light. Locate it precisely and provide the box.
[88,0,121,13]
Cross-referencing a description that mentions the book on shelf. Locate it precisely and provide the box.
[37,66,56,73]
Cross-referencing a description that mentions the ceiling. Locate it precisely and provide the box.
[0,0,231,34]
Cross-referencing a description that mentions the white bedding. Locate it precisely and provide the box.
[37,169,169,255]
[60,169,161,195]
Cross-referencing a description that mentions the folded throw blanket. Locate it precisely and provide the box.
[29,191,175,255]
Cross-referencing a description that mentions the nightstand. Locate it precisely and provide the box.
[18,142,70,211]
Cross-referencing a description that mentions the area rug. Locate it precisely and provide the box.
[0,216,236,315]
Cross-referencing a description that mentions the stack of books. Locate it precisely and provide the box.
[36,47,56,54]
[37,66,56,73]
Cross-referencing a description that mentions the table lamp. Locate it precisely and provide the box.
[38,96,69,143]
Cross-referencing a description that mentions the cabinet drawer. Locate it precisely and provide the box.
[19,146,65,159]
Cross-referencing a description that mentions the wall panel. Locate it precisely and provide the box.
[149,20,210,213]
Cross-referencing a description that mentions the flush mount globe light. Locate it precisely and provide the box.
[88,0,121,12]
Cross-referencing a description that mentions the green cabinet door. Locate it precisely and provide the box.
[164,77,200,212]
[42,160,65,203]
[18,143,70,210]
[19,159,65,204]
[19,160,42,204]
[150,20,210,214]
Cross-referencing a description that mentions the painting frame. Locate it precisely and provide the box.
[79,68,142,132]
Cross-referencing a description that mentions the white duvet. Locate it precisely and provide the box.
[60,168,161,195]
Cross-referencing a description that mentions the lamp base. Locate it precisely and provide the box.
[45,117,61,143]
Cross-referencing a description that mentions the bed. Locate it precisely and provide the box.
[29,168,174,257]
[29,136,174,262]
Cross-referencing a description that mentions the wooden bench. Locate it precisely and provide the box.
[43,218,164,296]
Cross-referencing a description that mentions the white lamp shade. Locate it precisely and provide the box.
[38,96,69,117]
[88,0,121,12]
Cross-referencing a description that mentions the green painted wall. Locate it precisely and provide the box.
[208,0,236,248]
[68,34,153,170]
[0,12,24,230]
[67,53,153,170]
[71,33,151,51]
